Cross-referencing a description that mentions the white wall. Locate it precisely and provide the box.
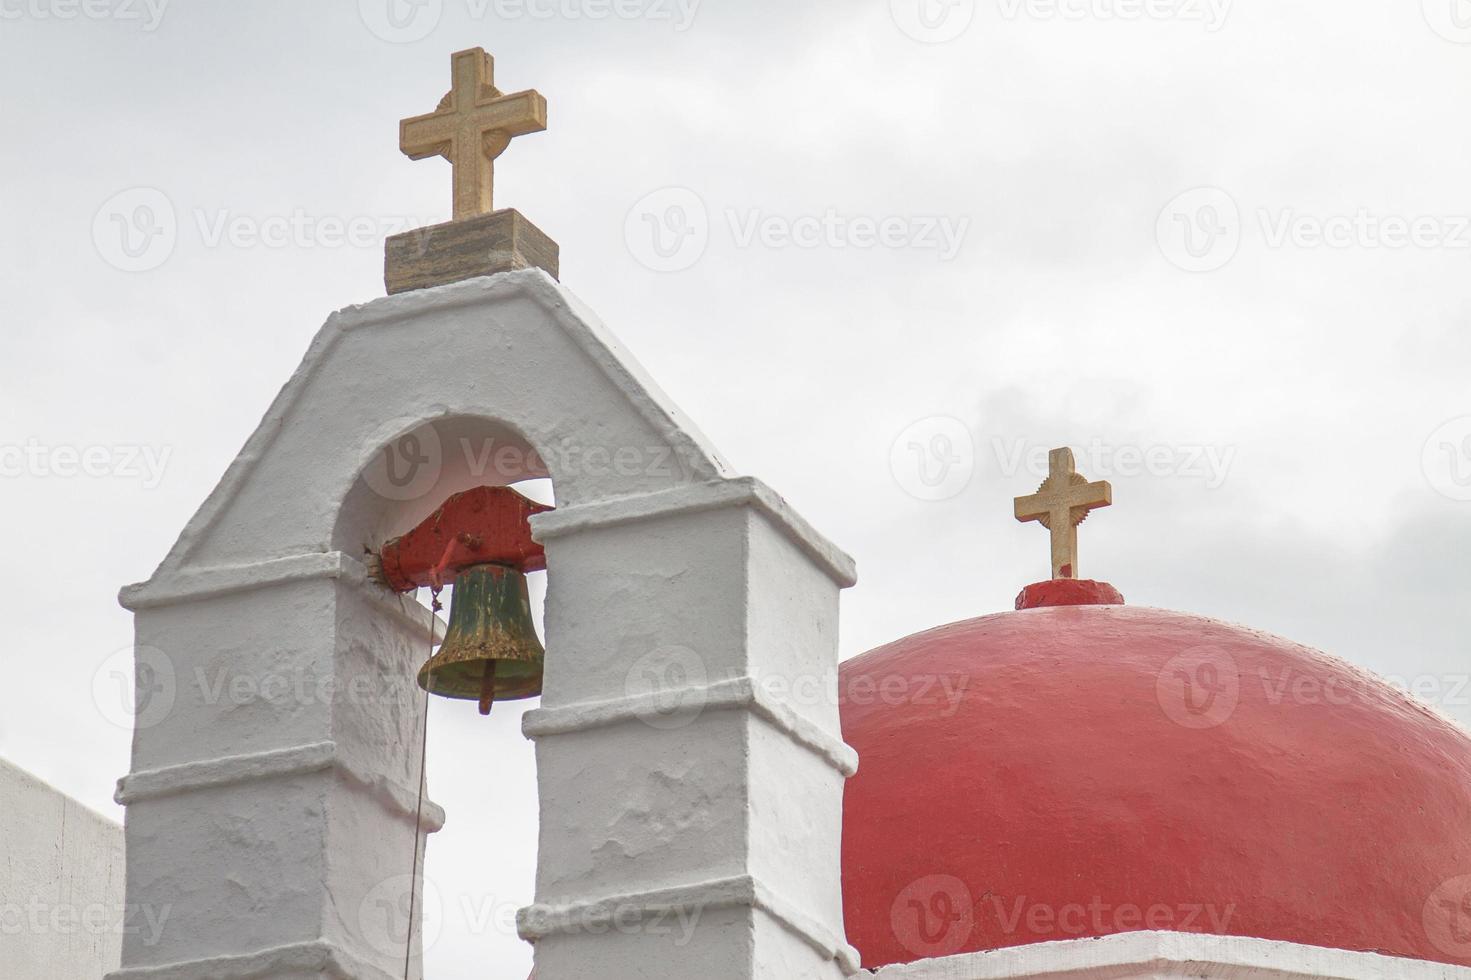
[0,756,125,978]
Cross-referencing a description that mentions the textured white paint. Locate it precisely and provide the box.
[0,755,125,978]
[525,497,859,979]
[871,932,1471,980]
[112,270,858,980]
[521,674,858,776]
[114,738,446,832]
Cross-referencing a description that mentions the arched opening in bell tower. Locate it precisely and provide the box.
[335,413,554,977]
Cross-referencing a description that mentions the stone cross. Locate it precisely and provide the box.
[400,47,548,220]
[1014,447,1112,580]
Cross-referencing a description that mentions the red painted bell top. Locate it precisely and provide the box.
[838,585,1471,970]
[377,484,552,591]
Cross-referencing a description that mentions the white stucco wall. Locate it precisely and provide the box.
[0,756,125,978]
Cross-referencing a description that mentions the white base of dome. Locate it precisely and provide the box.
[870,930,1471,980]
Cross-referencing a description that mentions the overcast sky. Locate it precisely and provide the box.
[3,0,1470,975]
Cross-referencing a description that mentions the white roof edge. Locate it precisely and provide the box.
[531,476,858,588]
[332,272,734,482]
[869,931,1471,980]
[126,270,737,600]
[0,754,122,829]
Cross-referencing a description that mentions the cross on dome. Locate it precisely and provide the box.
[399,47,548,220]
[1013,447,1112,580]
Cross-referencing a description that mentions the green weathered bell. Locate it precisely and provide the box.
[418,563,545,715]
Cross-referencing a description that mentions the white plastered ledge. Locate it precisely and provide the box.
[868,932,1471,980]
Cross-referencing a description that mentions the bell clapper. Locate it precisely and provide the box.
[479,659,498,716]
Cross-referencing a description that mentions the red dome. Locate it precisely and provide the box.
[838,595,1471,970]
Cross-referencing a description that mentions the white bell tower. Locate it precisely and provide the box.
[110,270,861,980]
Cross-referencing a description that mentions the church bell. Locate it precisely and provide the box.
[417,562,545,715]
